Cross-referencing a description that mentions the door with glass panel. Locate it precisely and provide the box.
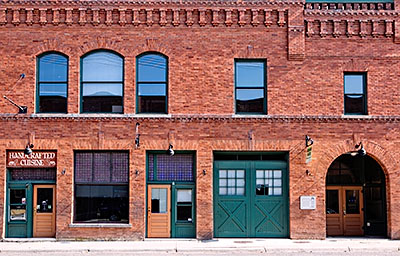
[326,186,363,236]
[33,185,56,237]
[214,160,288,237]
[147,185,171,238]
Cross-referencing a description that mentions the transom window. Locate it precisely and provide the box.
[235,60,266,114]
[137,53,168,113]
[148,154,194,182]
[81,50,124,113]
[37,53,68,113]
[219,170,245,196]
[256,170,282,196]
[344,73,367,115]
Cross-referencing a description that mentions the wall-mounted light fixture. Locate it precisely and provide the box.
[353,142,366,156]
[167,144,174,156]
[305,170,312,176]
[203,169,207,175]
[24,143,34,155]
[61,169,66,175]
[135,122,140,149]
[3,74,27,114]
[305,135,314,147]
[135,169,140,176]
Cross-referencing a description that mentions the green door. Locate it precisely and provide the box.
[214,160,288,237]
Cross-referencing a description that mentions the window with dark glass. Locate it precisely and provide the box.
[148,154,194,182]
[74,151,129,223]
[176,189,193,221]
[137,53,168,113]
[81,51,124,113]
[235,60,266,114]
[344,73,367,115]
[37,53,68,113]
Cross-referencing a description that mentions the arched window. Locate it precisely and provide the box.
[81,50,124,113]
[37,52,68,113]
[137,53,168,113]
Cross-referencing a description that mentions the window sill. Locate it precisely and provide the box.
[69,223,132,228]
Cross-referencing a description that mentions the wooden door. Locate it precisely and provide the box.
[326,186,363,236]
[148,185,171,238]
[33,185,56,237]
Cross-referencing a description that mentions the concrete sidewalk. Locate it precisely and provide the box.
[0,238,399,253]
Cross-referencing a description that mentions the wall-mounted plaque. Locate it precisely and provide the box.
[300,195,316,210]
[7,151,57,168]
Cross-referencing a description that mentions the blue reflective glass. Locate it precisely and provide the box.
[236,62,264,87]
[82,52,123,82]
[39,83,67,97]
[344,75,364,94]
[236,89,264,100]
[82,83,123,96]
[39,53,68,82]
[138,54,167,82]
[138,83,166,96]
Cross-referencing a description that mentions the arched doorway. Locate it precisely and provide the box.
[326,154,387,237]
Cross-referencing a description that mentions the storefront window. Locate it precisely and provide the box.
[74,151,129,223]
[9,189,26,221]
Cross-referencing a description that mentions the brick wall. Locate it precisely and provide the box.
[0,0,400,240]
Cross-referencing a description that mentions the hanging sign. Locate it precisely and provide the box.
[305,145,312,164]
[6,151,57,168]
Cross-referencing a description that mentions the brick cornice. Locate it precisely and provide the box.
[1,114,400,123]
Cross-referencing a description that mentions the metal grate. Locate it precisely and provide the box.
[155,154,193,181]
[10,168,56,181]
[75,151,128,184]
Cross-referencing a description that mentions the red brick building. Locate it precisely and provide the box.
[1,0,400,240]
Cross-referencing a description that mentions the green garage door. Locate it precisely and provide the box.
[214,160,288,237]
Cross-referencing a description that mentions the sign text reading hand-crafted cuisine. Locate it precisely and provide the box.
[7,151,57,168]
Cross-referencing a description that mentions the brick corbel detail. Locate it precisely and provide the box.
[12,8,20,26]
[224,9,233,27]
[0,8,6,25]
[288,7,305,61]
[79,8,87,26]
[185,9,194,27]
[52,8,60,26]
[25,8,33,25]
[65,8,73,26]
[39,8,47,26]
[159,9,167,26]
[394,19,400,43]
[119,8,127,26]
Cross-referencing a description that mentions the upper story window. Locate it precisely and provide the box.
[81,50,124,113]
[37,53,68,113]
[235,60,266,114]
[344,73,367,115]
[137,53,168,114]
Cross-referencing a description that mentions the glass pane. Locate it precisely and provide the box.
[82,83,122,97]
[10,205,26,220]
[151,188,167,213]
[273,179,282,186]
[228,179,235,186]
[177,205,192,221]
[344,75,364,94]
[256,179,264,185]
[236,61,264,87]
[154,154,194,181]
[219,187,227,195]
[138,96,166,113]
[326,190,339,214]
[138,83,166,96]
[227,170,235,178]
[227,187,235,195]
[10,189,25,204]
[237,179,245,187]
[39,53,68,82]
[138,54,167,82]
[219,170,227,178]
[36,188,53,213]
[266,179,272,186]
[236,170,245,178]
[39,96,67,113]
[346,189,360,214]
[256,170,263,178]
[39,83,67,97]
[82,96,123,113]
[219,179,227,186]
[75,185,129,223]
[273,188,282,195]
[273,170,282,178]
[177,189,192,203]
[82,51,123,82]
[345,95,364,114]
[236,89,264,113]
[236,187,245,195]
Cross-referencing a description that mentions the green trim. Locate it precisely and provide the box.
[344,72,367,115]
[306,0,392,2]
[136,52,169,114]
[80,49,125,114]
[36,51,69,114]
[234,59,267,115]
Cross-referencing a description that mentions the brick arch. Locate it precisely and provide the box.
[76,37,126,57]
[133,39,172,57]
[235,47,269,59]
[32,39,74,58]
[341,59,371,72]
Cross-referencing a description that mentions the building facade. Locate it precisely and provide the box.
[1,0,400,240]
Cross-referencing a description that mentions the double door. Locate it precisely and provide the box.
[326,186,363,236]
[7,184,56,238]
